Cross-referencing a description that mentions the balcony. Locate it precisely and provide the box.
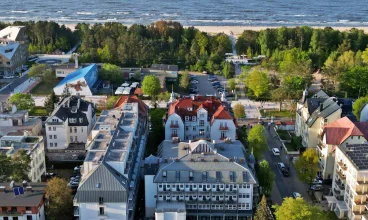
[354,189,367,196]
[336,169,346,180]
[225,190,238,195]
[337,161,347,171]
[335,179,345,190]
[219,126,229,131]
[357,180,368,185]
[334,188,341,195]
[317,139,326,149]
[170,124,179,128]
[0,212,23,216]
[354,199,365,205]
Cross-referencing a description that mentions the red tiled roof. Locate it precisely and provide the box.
[323,117,368,145]
[168,96,230,121]
[113,95,148,116]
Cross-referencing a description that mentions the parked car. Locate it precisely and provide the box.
[211,81,220,85]
[311,184,323,191]
[277,163,289,177]
[191,80,199,84]
[272,148,280,156]
[292,192,302,199]
[312,179,323,185]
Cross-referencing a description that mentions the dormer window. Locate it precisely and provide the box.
[185,116,190,121]
[79,118,83,123]
[69,118,77,123]
[192,116,196,121]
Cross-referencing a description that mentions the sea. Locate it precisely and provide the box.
[1,0,368,27]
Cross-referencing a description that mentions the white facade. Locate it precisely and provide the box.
[145,175,157,217]
[45,96,95,151]
[210,119,236,141]
[77,203,127,220]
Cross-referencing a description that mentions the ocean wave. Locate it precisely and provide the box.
[57,11,63,13]
[76,11,94,15]
[116,11,130,15]
[11,10,29,14]
[161,13,178,17]
[143,13,155,16]
[107,18,117,21]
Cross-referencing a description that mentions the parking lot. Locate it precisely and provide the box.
[189,72,228,96]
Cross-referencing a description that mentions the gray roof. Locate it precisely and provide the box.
[339,144,368,170]
[306,97,341,127]
[154,140,257,184]
[313,90,329,99]
[150,64,178,71]
[75,162,127,203]
[0,182,46,207]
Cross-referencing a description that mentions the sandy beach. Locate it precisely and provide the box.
[63,23,368,36]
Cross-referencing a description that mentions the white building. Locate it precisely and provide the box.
[53,64,98,96]
[144,139,257,220]
[317,117,368,180]
[74,96,149,220]
[0,135,46,182]
[360,103,368,122]
[0,104,42,137]
[326,143,368,220]
[45,95,96,155]
[165,96,236,141]
[0,182,46,220]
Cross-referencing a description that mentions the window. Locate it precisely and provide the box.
[52,119,58,122]
[54,135,57,139]
[49,135,52,139]
[99,207,104,215]
[70,127,72,133]
[358,136,361,139]
[79,118,83,123]
[26,207,31,211]
[99,197,104,204]
[185,126,189,131]
[200,113,205,118]
[81,127,84,132]
[185,116,190,121]
[53,127,56,131]
[75,136,78,142]
[50,143,53,147]
[74,127,77,133]
[199,120,204,126]
[27,215,32,220]
[55,143,58,147]
[70,136,73,142]
[199,129,205,135]
[48,127,51,131]
[193,126,196,131]
[192,116,196,121]
[69,118,77,123]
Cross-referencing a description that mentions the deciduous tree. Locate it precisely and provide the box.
[247,124,267,160]
[180,71,190,90]
[256,160,275,196]
[244,68,269,98]
[9,93,35,110]
[142,75,161,107]
[295,148,319,187]
[233,103,245,119]
[228,78,236,92]
[254,195,272,220]
[45,178,73,220]
[274,197,328,220]
[0,153,13,182]
[44,92,58,114]
[11,149,31,181]
[99,63,124,84]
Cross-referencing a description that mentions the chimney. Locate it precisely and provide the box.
[320,103,323,111]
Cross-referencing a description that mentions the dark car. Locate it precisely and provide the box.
[282,169,289,177]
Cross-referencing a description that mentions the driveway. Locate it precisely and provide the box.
[263,124,311,205]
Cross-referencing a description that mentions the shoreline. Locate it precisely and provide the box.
[60,23,368,35]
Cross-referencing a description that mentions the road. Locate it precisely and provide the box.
[263,124,311,205]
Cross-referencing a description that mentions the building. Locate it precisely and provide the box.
[144,139,257,220]
[326,143,368,220]
[53,64,98,96]
[0,104,42,137]
[0,135,46,182]
[317,117,368,180]
[74,96,149,220]
[0,182,46,220]
[0,26,28,77]
[45,95,96,159]
[295,89,356,148]
[55,63,79,78]
[165,96,236,141]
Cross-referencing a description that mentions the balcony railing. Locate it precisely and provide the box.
[354,189,367,196]
[171,134,178,137]
[336,169,346,180]
[353,210,368,216]
[334,188,341,195]
[318,139,326,149]
[357,180,368,185]
[337,161,347,171]
[219,126,229,131]
[170,124,179,128]
[354,200,365,205]
[0,212,23,216]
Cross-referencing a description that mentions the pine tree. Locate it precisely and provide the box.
[254,195,272,220]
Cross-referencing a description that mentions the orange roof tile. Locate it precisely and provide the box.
[113,95,148,116]
[212,105,233,120]
[323,117,367,145]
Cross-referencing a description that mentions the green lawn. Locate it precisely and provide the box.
[261,109,294,118]
[31,79,61,95]
[326,211,338,220]
[29,106,49,116]
[277,130,291,140]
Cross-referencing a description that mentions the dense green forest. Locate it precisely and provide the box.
[75,21,233,74]
[236,27,368,98]
[0,21,78,53]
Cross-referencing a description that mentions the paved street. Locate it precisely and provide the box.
[263,124,311,205]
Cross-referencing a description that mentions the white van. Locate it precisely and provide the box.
[272,148,280,156]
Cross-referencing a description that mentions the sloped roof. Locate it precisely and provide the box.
[0,42,19,60]
[306,97,341,127]
[0,26,24,41]
[323,117,367,145]
[75,162,127,203]
[55,64,97,88]
[113,95,148,117]
[212,105,233,120]
[145,154,159,164]
[313,90,329,98]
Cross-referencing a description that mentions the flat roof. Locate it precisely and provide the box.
[0,182,46,207]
